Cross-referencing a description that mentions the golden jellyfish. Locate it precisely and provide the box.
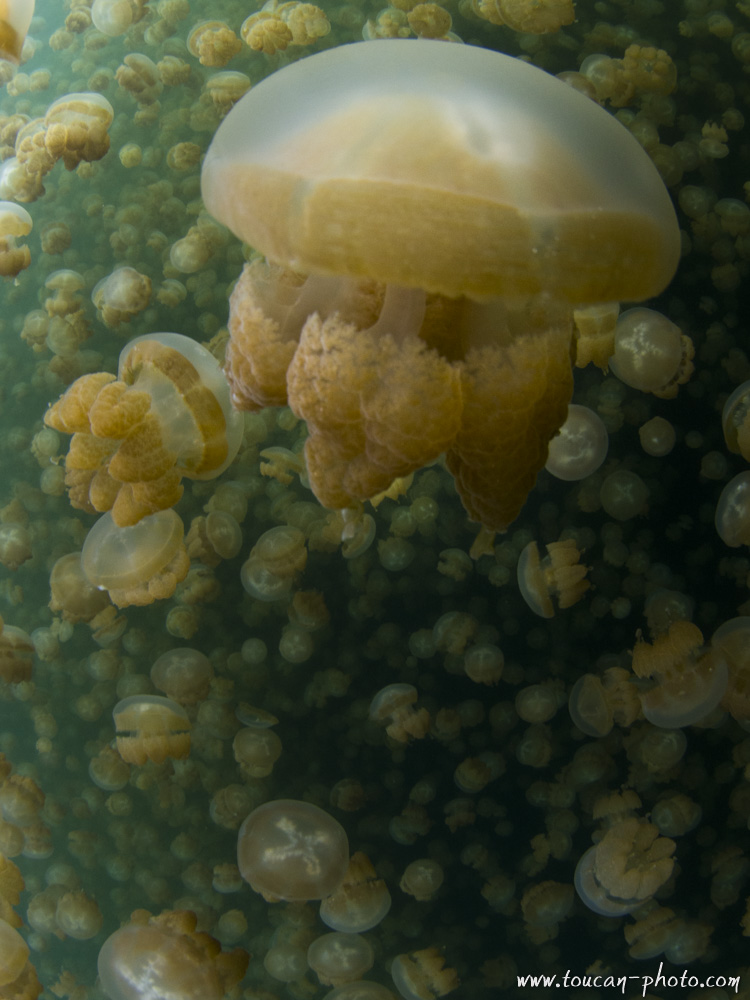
[369,683,430,743]
[577,818,675,914]
[81,509,190,607]
[91,266,151,328]
[201,40,680,535]
[307,932,375,987]
[237,798,349,902]
[150,647,213,705]
[97,908,249,1000]
[0,0,34,66]
[112,694,191,765]
[516,538,590,618]
[716,472,750,548]
[0,619,33,684]
[631,620,728,728]
[609,308,694,399]
[712,617,750,723]
[0,200,31,278]
[91,0,144,36]
[240,524,307,601]
[49,551,111,623]
[319,852,392,933]
[44,332,244,528]
[43,92,114,170]
[544,404,608,481]
[390,947,459,1000]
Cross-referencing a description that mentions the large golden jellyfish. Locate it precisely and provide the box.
[201,39,680,540]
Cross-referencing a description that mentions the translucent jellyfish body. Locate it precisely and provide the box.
[112,694,191,765]
[307,933,374,987]
[391,948,459,1000]
[716,472,750,547]
[545,404,608,481]
[517,539,590,618]
[91,0,144,36]
[0,201,31,278]
[609,308,694,398]
[48,553,109,626]
[722,381,750,461]
[97,909,248,1000]
[237,798,349,901]
[45,332,244,527]
[150,647,213,705]
[631,620,728,728]
[319,852,392,933]
[0,0,34,66]
[81,509,189,608]
[241,525,307,601]
[202,40,679,533]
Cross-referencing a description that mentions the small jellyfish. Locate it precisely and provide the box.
[240,525,307,601]
[319,852,392,933]
[609,308,694,398]
[91,0,143,36]
[517,538,590,618]
[716,471,750,548]
[545,404,608,481]
[81,509,189,608]
[97,909,248,1000]
[150,647,213,705]
[631,620,728,728]
[112,694,191,765]
[369,683,429,743]
[0,201,32,278]
[391,948,459,1000]
[237,798,349,901]
[307,933,374,987]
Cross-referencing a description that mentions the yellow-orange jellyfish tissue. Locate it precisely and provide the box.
[0,915,29,987]
[97,909,248,1000]
[0,0,35,65]
[237,798,349,902]
[715,471,750,548]
[44,332,244,527]
[81,509,189,608]
[0,201,32,278]
[112,694,191,765]
[201,39,679,534]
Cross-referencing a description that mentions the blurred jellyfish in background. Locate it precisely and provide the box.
[1,0,750,997]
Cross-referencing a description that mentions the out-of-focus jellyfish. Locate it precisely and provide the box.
[716,472,750,548]
[48,552,112,623]
[201,40,679,536]
[609,308,694,398]
[391,947,459,1000]
[0,0,34,66]
[517,538,590,618]
[237,798,349,901]
[0,915,29,987]
[97,909,248,1000]
[91,266,151,328]
[631,620,728,728]
[319,852,392,933]
[307,932,374,987]
[45,332,244,527]
[112,694,191,765]
[369,683,429,743]
[91,0,144,36]
[545,404,608,481]
[240,524,307,601]
[150,647,213,705]
[0,617,34,684]
[722,380,750,461]
[0,201,31,277]
[712,617,750,723]
[81,509,189,607]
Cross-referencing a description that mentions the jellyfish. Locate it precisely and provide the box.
[0,0,34,67]
[44,332,244,527]
[201,40,679,538]
[97,908,248,1000]
[237,798,349,902]
[0,200,31,278]
[112,694,191,765]
[81,509,190,607]
[319,852,392,933]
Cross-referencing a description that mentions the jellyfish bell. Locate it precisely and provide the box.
[81,509,189,608]
[237,798,349,902]
[112,693,191,765]
[45,332,244,527]
[0,0,35,67]
[545,404,608,481]
[574,845,641,917]
[0,200,31,278]
[202,40,679,534]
